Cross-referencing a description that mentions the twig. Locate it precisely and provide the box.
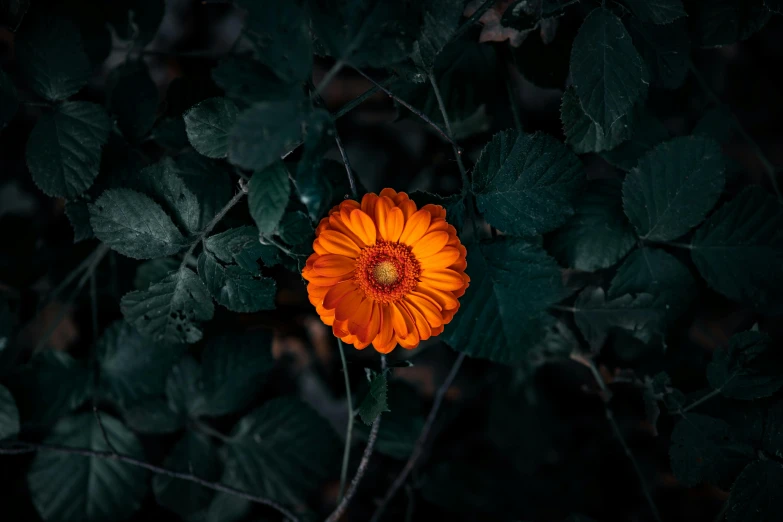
[370,352,466,522]
[194,421,234,444]
[333,84,382,119]
[333,127,359,199]
[314,60,345,99]
[681,387,722,414]
[451,0,496,42]
[40,244,108,313]
[179,189,247,272]
[504,65,523,133]
[352,68,462,151]
[337,338,355,500]
[0,441,298,521]
[428,72,469,193]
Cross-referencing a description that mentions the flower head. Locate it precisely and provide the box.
[303,188,469,354]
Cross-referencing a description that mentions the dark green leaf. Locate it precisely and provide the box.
[444,237,568,364]
[199,331,274,417]
[620,0,686,24]
[623,136,725,241]
[151,117,188,150]
[691,187,783,307]
[727,460,783,522]
[166,356,207,419]
[221,397,340,505]
[550,179,636,271]
[26,101,111,198]
[205,226,281,270]
[172,151,234,231]
[706,331,783,400]
[183,97,239,159]
[0,0,29,31]
[198,251,277,313]
[763,400,783,458]
[27,414,147,522]
[277,210,314,246]
[90,188,188,259]
[600,110,669,171]
[121,267,215,344]
[212,54,293,107]
[64,200,94,242]
[0,384,19,440]
[561,86,632,154]
[570,8,647,132]
[693,105,735,144]
[16,15,91,101]
[136,158,202,236]
[411,0,464,73]
[0,68,17,128]
[693,0,770,48]
[248,161,291,237]
[357,370,390,425]
[123,398,184,434]
[133,257,179,290]
[669,413,754,487]
[472,130,585,236]
[107,62,159,142]
[627,18,690,91]
[356,381,425,459]
[107,0,164,45]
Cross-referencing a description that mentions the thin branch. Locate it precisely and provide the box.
[333,84,382,119]
[681,387,722,414]
[194,421,234,444]
[428,72,469,193]
[352,68,462,150]
[179,189,247,271]
[451,0,496,42]
[504,66,523,133]
[337,338,355,500]
[370,352,466,522]
[0,442,298,521]
[334,126,359,199]
[314,60,345,99]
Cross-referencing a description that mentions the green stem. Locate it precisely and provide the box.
[681,387,722,413]
[337,338,354,501]
[314,60,345,99]
[428,72,469,193]
[179,189,246,271]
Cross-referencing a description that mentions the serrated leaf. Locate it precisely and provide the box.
[221,397,340,505]
[134,158,202,236]
[561,87,632,154]
[0,384,19,440]
[600,110,669,171]
[27,413,147,522]
[205,226,281,270]
[107,62,159,142]
[472,130,585,236]
[694,0,770,48]
[184,97,239,159]
[691,187,783,307]
[551,179,636,271]
[153,431,220,519]
[706,331,783,400]
[411,0,464,73]
[121,267,215,344]
[0,0,30,31]
[15,15,91,101]
[122,397,184,434]
[727,460,783,522]
[670,413,754,487]
[248,161,291,237]
[623,136,725,241]
[172,151,234,231]
[444,237,568,364]
[627,18,690,91]
[358,370,389,425]
[277,210,314,247]
[90,188,188,259]
[198,252,277,313]
[200,330,275,417]
[0,68,18,128]
[96,320,184,406]
[26,101,111,198]
[570,8,647,133]
[64,200,94,242]
[620,0,686,24]
[133,257,180,290]
[573,287,662,351]
[211,54,293,107]
[166,355,208,419]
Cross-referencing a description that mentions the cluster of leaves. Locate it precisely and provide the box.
[1,0,783,521]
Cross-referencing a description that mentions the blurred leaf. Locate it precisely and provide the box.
[107,62,159,142]
[620,0,686,24]
[707,331,783,400]
[107,0,164,44]
[198,252,277,313]
[172,151,234,231]
[184,97,239,159]
[0,0,29,30]
[627,18,690,90]
[727,460,783,522]
[357,369,389,425]
[137,159,201,236]
[693,105,735,144]
[356,381,424,459]
[64,200,94,242]
[123,397,184,434]
[121,267,215,344]
[212,54,293,107]
[411,0,464,73]
[90,188,188,259]
[561,87,632,154]
[693,0,770,48]
[0,383,19,440]
[472,130,585,236]
[205,226,281,271]
[151,117,188,150]
[623,136,725,241]
[16,14,91,101]
[445,237,568,364]
[248,162,291,237]
[551,179,636,271]
[0,68,17,128]
[277,210,314,247]
[166,356,207,419]
[27,414,147,522]
[133,257,179,290]
[600,110,669,171]
[26,102,111,198]
[570,8,647,133]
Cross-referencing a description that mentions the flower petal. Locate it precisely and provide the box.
[398,200,417,221]
[313,254,356,277]
[411,231,449,259]
[361,193,378,216]
[347,297,375,343]
[405,294,443,328]
[379,188,398,199]
[319,230,361,258]
[399,209,431,246]
[335,289,366,321]
[420,269,466,291]
[372,304,395,351]
[385,207,404,243]
[419,247,461,269]
[323,280,359,309]
[349,209,377,246]
[401,301,432,340]
[356,301,381,344]
[414,284,459,310]
[390,301,413,338]
[374,196,394,240]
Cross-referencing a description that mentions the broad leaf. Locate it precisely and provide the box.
[211,54,292,107]
[561,87,632,154]
[727,460,783,522]
[0,383,19,440]
[107,62,158,142]
[27,414,147,522]
[277,210,314,247]
[627,18,690,91]
[550,179,636,271]
[204,226,281,271]
[444,237,569,364]
[620,0,686,24]
[172,151,234,231]
[693,0,770,48]
[623,136,725,241]
[64,200,94,242]
[198,251,277,313]
[136,159,202,236]
[0,68,17,128]
[183,97,239,159]
[133,257,179,290]
[248,161,291,237]
[411,0,464,73]
[123,398,184,434]
[355,381,425,459]
[570,8,647,133]
[151,117,188,150]
[26,101,111,198]
[706,331,783,400]
[90,188,188,259]
[166,356,208,419]
[121,267,215,344]
[601,110,669,171]
[357,370,389,425]
[472,130,585,236]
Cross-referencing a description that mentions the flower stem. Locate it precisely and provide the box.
[428,72,469,193]
[337,338,354,501]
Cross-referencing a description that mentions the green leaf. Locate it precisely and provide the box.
[107,62,159,142]
[0,68,18,128]
[691,187,783,307]
[172,151,234,231]
[184,97,239,159]
[64,200,94,242]
[135,158,202,236]
[573,287,662,351]
[669,413,754,487]
[199,331,275,417]
[600,110,669,171]
[411,0,464,73]
[166,356,207,419]
[693,0,770,48]
[561,87,632,154]
[307,0,423,68]
[107,0,164,44]
[409,191,467,235]
[472,130,585,236]
[627,18,690,91]
[727,460,783,522]
[151,116,188,150]
[153,432,220,519]
[0,384,19,440]
[444,237,568,364]
[623,136,725,241]
[205,226,281,270]
[570,8,647,133]
[133,257,179,290]
[620,0,686,24]
[122,398,184,434]
[121,267,215,344]
[358,370,390,425]
[26,101,111,198]
[0,0,30,31]
[693,105,734,144]
[277,210,314,246]
[229,100,323,171]
[16,14,91,101]
[248,161,291,237]
[198,251,277,313]
[96,320,183,406]
[355,381,425,459]
[550,179,636,271]
[27,413,147,522]
[221,397,340,505]
[763,400,783,459]
[211,54,293,107]
[706,331,783,400]
[90,188,188,259]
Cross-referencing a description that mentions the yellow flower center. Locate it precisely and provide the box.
[372,260,399,285]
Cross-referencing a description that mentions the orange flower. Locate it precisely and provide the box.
[302,188,470,354]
